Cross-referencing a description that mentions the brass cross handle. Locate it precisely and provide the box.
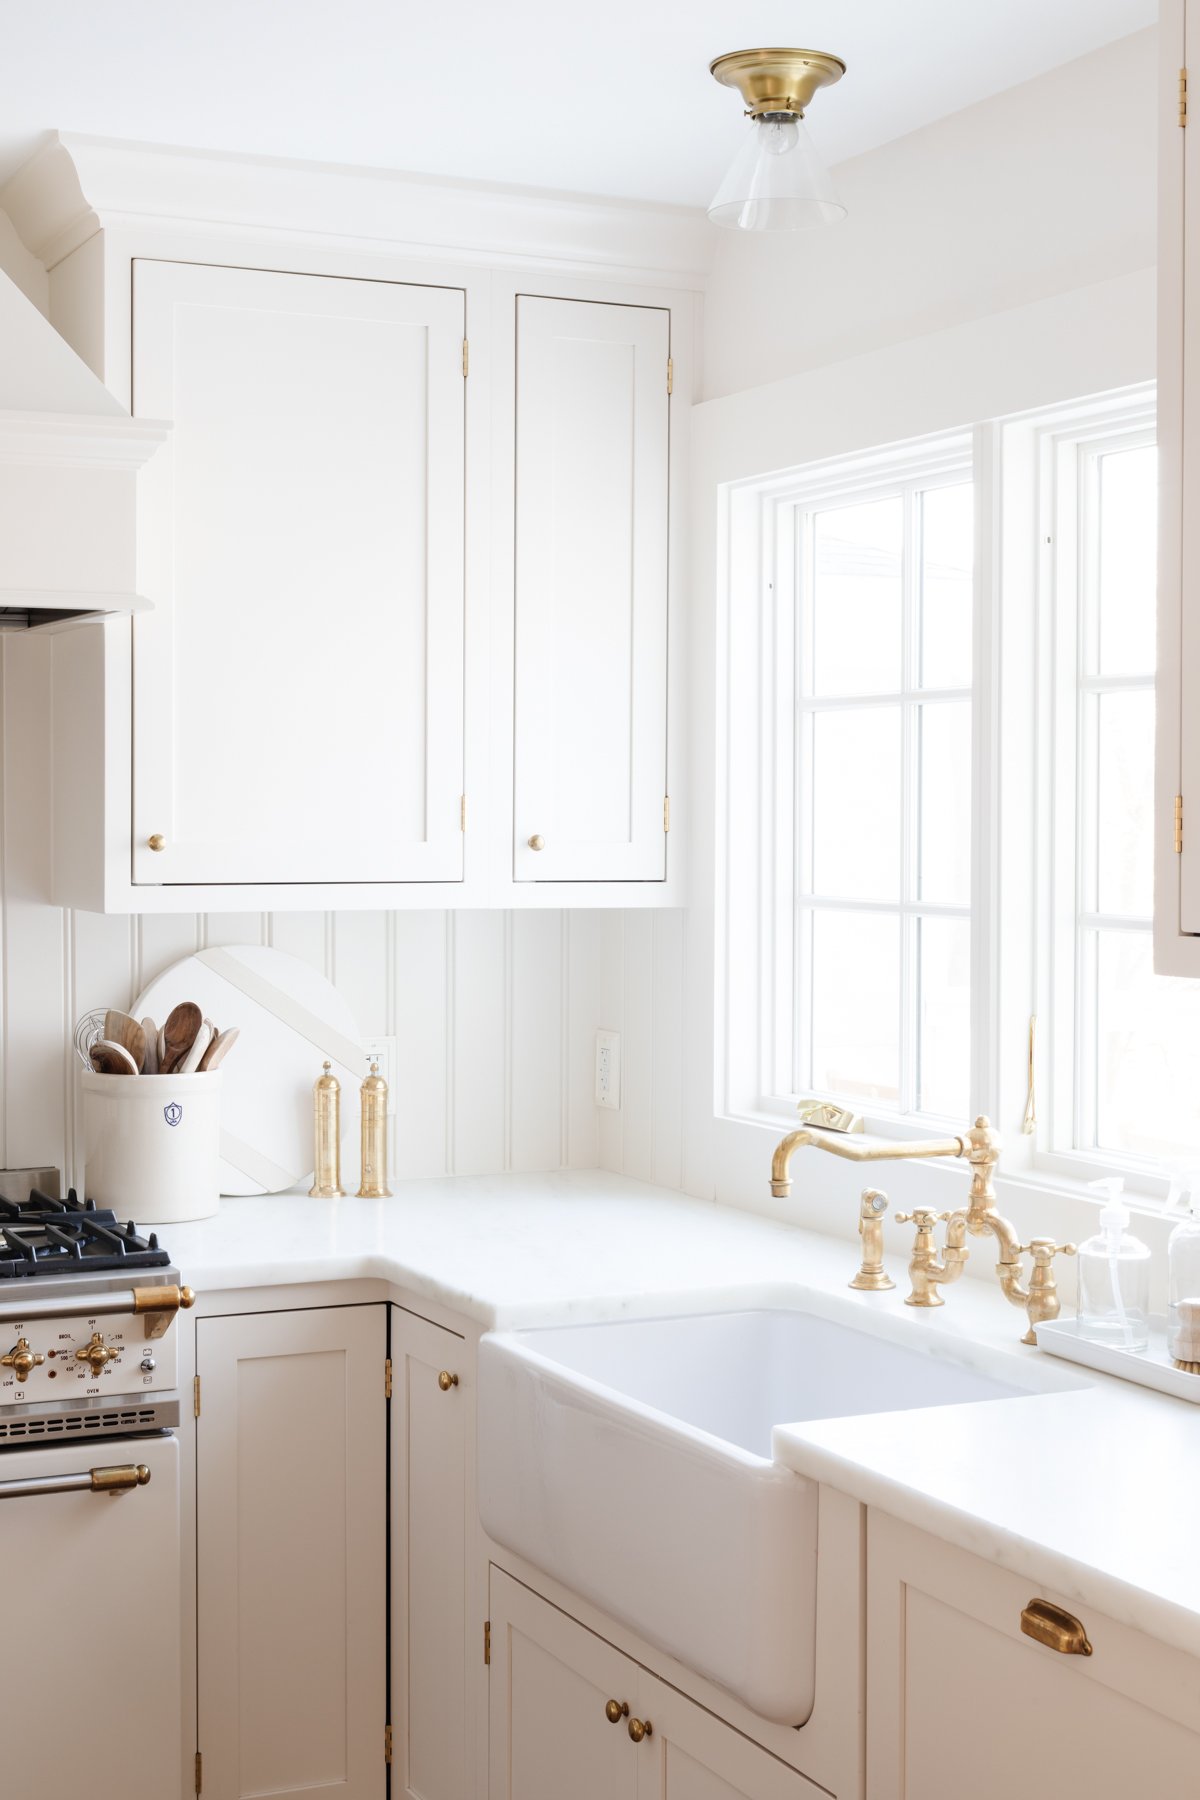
[1020,1238,1077,1265]
[1,1337,45,1382]
[75,1332,121,1375]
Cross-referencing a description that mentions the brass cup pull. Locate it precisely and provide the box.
[605,1699,629,1724]
[147,834,166,851]
[628,1717,653,1743]
[527,834,545,851]
[437,1370,459,1391]
[1020,1599,1092,1656]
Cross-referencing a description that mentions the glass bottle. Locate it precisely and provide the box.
[1076,1180,1151,1352]
[1168,1196,1200,1371]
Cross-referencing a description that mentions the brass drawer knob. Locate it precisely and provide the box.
[437,1370,459,1391]
[628,1717,653,1743]
[147,834,166,851]
[604,1699,629,1724]
[1020,1599,1092,1656]
[527,834,545,851]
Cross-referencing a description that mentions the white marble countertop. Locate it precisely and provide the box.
[166,1169,1200,1660]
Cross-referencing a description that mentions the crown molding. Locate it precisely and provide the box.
[0,410,169,470]
[2,133,714,285]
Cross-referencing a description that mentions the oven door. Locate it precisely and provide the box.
[0,1433,181,1799]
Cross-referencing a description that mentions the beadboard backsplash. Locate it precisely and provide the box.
[0,636,684,1195]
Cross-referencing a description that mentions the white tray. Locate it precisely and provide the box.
[1035,1315,1200,1403]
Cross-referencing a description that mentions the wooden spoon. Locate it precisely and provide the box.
[141,1018,159,1074]
[89,1038,140,1076]
[104,1009,147,1073]
[198,1025,239,1072]
[159,1001,202,1075]
[157,1025,168,1071]
[179,1020,213,1074]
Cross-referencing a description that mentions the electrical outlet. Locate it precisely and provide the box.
[595,1030,621,1111]
[362,1037,398,1115]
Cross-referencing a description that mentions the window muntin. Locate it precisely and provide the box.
[791,474,974,1121]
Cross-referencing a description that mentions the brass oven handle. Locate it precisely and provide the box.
[628,1717,653,1743]
[0,1463,151,1501]
[0,1284,195,1336]
[1020,1599,1092,1656]
[437,1370,459,1391]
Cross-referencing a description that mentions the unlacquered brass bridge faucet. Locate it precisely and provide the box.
[771,1103,1074,1344]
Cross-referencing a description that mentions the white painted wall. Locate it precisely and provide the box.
[702,30,1156,401]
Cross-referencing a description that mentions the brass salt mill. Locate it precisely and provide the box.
[309,1062,344,1198]
[357,1061,392,1199]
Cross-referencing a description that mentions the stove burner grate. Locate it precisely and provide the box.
[0,1188,170,1279]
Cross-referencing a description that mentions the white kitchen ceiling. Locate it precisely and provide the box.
[0,0,1157,206]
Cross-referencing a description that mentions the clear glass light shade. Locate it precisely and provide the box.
[707,114,845,231]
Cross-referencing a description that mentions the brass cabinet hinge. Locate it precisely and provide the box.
[460,794,467,832]
[1182,67,1189,127]
[384,1357,393,1400]
[194,1751,202,1794]
[666,357,674,396]
[462,338,470,378]
[1176,793,1184,854]
[193,1375,201,1418]
[384,1724,393,1765]
[663,795,671,833]
[484,1619,491,1666]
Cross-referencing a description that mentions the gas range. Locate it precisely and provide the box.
[0,1183,194,1446]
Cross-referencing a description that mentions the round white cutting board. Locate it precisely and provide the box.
[133,945,363,1195]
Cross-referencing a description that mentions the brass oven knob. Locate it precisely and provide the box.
[1,1337,45,1382]
[437,1370,459,1391]
[527,835,545,851]
[147,834,166,851]
[605,1700,629,1724]
[75,1332,121,1376]
[628,1717,653,1743]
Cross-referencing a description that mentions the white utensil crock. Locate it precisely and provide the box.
[81,1069,223,1224]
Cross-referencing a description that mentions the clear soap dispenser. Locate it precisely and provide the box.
[1167,1177,1200,1372]
[1076,1178,1151,1352]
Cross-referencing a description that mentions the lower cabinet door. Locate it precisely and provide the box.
[489,1569,825,1800]
[489,1568,639,1800]
[867,1509,1200,1800]
[391,1305,470,1800]
[636,1672,826,1800]
[196,1304,387,1800]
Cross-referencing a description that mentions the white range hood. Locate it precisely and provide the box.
[0,270,167,627]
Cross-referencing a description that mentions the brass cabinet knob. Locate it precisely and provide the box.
[604,1700,629,1724]
[1,1337,45,1382]
[527,834,545,851]
[75,1332,121,1376]
[147,834,166,851]
[628,1717,653,1743]
[437,1370,459,1391]
[1020,1599,1092,1656]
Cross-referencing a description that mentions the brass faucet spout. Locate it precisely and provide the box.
[770,1126,967,1199]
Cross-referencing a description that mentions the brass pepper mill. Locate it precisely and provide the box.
[357,1061,392,1199]
[309,1062,344,1199]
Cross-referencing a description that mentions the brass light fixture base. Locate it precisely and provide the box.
[709,48,846,119]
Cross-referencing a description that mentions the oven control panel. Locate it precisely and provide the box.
[0,1310,178,1406]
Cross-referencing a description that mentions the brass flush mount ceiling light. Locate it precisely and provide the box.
[708,47,846,231]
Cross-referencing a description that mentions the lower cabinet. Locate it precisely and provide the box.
[488,1568,825,1800]
[195,1304,388,1800]
[867,1510,1200,1800]
[391,1303,471,1800]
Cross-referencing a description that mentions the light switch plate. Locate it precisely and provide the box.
[362,1037,398,1115]
[595,1030,621,1110]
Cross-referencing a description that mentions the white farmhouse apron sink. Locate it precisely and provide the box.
[477,1306,1037,1727]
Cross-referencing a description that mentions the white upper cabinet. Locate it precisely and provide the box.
[512,296,670,884]
[131,259,466,886]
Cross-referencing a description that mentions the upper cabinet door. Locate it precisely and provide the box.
[131,260,465,886]
[513,295,670,882]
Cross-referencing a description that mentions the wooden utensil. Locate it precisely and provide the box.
[179,1020,213,1074]
[89,1038,140,1076]
[104,1009,147,1073]
[141,1018,159,1074]
[159,1001,202,1075]
[198,1025,239,1072]
[157,1025,168,1071]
